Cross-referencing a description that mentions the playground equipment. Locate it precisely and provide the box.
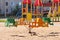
[58,6,60,13]
[17,0,54,26]
[34,0,43,18]
[22,0,32,21]
[29,18,49,28]
[48,0,60,22]
[16,0,55,36]
[17,18,26,25]
[51,0,60,22]
[27,13,32,22]
[16,9,22,18]
[48,8,52,17]
[42,17,53,25]
[5,18,16,27]
[29,17,53,28]
[17,0,32,26]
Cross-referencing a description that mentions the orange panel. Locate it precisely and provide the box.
[17,18,26,25]
[23,8,27,14]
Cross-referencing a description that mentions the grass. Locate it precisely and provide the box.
[0,20,6,22]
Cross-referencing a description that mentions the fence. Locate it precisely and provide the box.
[51,17,60,22]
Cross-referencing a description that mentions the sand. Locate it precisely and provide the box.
[0,22,60,40]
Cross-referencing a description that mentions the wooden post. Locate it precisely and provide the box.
[58,0,59,22]
[52,0,55,22]
[26,0,28,13]
[55,3,56,21]
[34,1,36,18]
[31,0,32,21]
[31,0,32,14]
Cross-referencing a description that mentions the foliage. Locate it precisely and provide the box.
[11,4,19,16]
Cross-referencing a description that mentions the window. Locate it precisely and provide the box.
[11,2,14,6]
[6,2,8,6]
[6,9,8,12]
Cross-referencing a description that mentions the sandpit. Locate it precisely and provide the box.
[0,22,60,40]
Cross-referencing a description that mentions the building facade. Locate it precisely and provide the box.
[0,0,22,14]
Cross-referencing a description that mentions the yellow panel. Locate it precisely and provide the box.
[52,8,57,17]
[36,18,39,22]
[58,6,60,13]
[48,10,52,17]
[27,13,32,21]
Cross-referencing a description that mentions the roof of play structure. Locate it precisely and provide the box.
[34,0,43,6]
[23,0,31,4]
[23,0,43,6]
[53,0,60,3]
[23,0,60,6]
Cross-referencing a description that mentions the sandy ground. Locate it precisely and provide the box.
[0,22,60,40]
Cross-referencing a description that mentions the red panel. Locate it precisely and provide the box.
[53,0,59,3]
[43,3,52,7]
[23,0,28,4]
[34,0,43,6]
[59,0,60,2]
[23,0,31,4]
[28,0,31,4]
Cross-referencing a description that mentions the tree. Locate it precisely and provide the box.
[11,4,19,16]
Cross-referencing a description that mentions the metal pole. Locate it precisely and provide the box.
[22,0,23,18]
[5,8,6,18]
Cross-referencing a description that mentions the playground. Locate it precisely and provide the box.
[0,0,60,40]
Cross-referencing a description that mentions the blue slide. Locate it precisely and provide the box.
[16,9,22,18]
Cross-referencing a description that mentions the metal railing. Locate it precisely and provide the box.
[50,17,60,22]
